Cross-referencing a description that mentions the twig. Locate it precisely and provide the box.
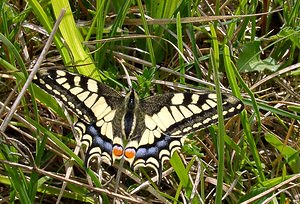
[0,9,66,132]
[240,173,300,204]
[0,159,141,203]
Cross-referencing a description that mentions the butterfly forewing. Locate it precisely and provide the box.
[33,69,122,124]
[140,92,243,136]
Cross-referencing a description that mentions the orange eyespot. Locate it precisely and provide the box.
[113,145,123,157]
[124,148,136,159]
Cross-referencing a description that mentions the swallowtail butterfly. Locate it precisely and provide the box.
[33,69,244,182]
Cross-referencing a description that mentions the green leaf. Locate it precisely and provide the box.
[170,152,199,203]
[51,0,98,79]
[170,152,189,187]
[287,105,300,113]
[145,0,180,18]
[265,133,300,173]
[237,41,281,72]
[27,0,72,65]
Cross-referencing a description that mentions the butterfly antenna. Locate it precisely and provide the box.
[116,57,132,90]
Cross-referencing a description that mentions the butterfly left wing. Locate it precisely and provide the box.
[126,92,244,181]
[33,69,123,167]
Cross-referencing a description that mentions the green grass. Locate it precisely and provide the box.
[1,0,300,203]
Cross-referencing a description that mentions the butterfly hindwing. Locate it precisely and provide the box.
[74,119,114,166]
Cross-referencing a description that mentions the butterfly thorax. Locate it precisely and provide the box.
[122,90,139,140]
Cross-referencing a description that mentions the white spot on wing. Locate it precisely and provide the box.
[56,70,66,76]
[237,104,243,110]
[95,106,112,120]
[53,90,60,95]
[228,107,235,112]
[171,93,184,105]
[133,160,145,169]
[61,95,67,101]
[203,118,211,124]
[104,110,116,122]
[56,77,67,84]
[179,106,193,118]
[146,158,159,169]
[172,130,182,136]
[145,115,157,130]
[45,84,52,90]
[96,119,104,127]
[106,122,113,140]
[188,104,202,114]
[81,140,90,148]
[148,131,154,144]
[74,76,81,86]
[159,149,170,159]
[91,97,107,119]
[152,114,167,131]
[208,93,217,99]
[62,83,70,90]
[84,93,98,108]
[191,94,199,104]
[202,103,210,111]
[193,122,202,129]
[76,109,82,115]
[67,101,75,108]
[206,99,217,108]
[169,140,182,155]
[212,115,218,120]
[170,106,184,122]
[89,147,102,157]
[153,129,161,138]
[82,134,92,146]
[77,91,90,102]
[157,107,176,128]
[84,115,90,122]
[70,87,83,95]
[139,129,150,146]
[87,79,98,92]
[183,126,192,133]
[101,153,112,165]
[101,122,107,136]
[75,121,86,133]
[39,78,45,85]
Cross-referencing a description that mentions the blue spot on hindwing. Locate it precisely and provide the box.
[86,124,113,153]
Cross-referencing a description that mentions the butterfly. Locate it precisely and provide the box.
[33,69,244,182]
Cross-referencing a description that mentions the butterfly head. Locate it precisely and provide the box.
[125,90,139,110]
